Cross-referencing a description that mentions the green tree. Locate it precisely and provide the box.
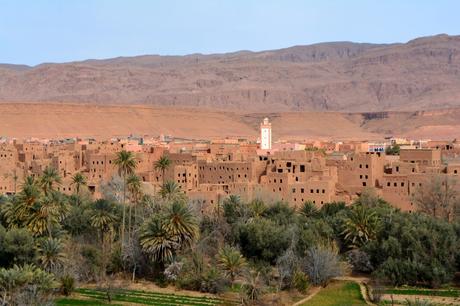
[2,176,41,229]
[37,237,66,273]
[140,200,198,265]
[218,246,247,284]
[154,155,172,185]
[299,201,319,218]
[26,190,68,238]
[71,172,87,206]
[126,173,142,240]
[113,150,137,249]
[89,199,120,278]
[0,227,36,267]
[140,214,176,264]
[385,144,400,155]
[365,212,457,287]
[159,181,185,202]
[342,205,380,248]
[39,167,62,196]
[237,218,290,264]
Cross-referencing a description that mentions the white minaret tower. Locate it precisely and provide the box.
[260,117,272,150]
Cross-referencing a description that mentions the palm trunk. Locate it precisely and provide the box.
[128,202,132,244]
[76,186,80,206]
[132,262,137,282]
[121,171,126,251]
[101,231,107,280]
[47,215,52,238]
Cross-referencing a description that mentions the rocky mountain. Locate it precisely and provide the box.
[0,34,459,112]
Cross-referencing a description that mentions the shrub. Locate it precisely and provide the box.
[237,218,290,264]
[405,298,436,306]
[303,245,343,286]
[199,267,228,294]
[347,249,374,273]
[60,274,75,296]
[0,228,36,267]
[368,278,385,303]
[292,271,309,293]
[79,244,102,281]
[242,270,264,303]
[276,247,300,289]
[164,261,183,281]
[0,264,57,305]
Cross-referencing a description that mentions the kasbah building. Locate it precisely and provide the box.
[1,118,460,214]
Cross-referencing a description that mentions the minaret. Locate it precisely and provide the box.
[260,117,272,150]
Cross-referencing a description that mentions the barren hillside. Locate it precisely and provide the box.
[0,103,459,140]
[1,34,460,112]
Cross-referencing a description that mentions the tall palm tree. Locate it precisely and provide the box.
[89,199,120,278]
[159,181,185,202]
[113,150,137,249]
[39,167,62,196]
[37,237,66,273]
[71,172,87,206]
[154,155,171,186]
[218,246,247,284]
[126,173,142,239]
[341,205,380,248]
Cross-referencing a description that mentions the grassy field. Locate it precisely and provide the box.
[55,288,237,306]
[302,281,367,306]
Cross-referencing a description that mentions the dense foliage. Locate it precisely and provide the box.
[0,162,459,303]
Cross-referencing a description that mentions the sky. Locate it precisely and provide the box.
[1,0,459,66]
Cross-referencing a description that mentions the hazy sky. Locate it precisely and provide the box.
[1,0,459,65]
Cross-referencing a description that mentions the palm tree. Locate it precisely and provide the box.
[163,200,199,248]
[2,176,41,228]
[299,201,319,218]
[126,173,142,239]
[37,237,66,273]
[90,199,119,239]
[28,192,63,237]
[140,201,198,265]
[341,205,380,248]
[139,215,176,264]
[71,172,87,206]
[39,167,62,196]
[89,199,120,278]
[242,270,264,303]
[218,246,247,284]
[154,155,171,185]
[159,181,185,202]
[113,150,137,249]
[249,198,266,218]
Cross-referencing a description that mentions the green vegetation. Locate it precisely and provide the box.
[1,155,460,304]
[56,288,234,305]
[385,144,400,155]
[303,281,366,306]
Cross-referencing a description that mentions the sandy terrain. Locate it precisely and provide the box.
[1,103,459,140]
